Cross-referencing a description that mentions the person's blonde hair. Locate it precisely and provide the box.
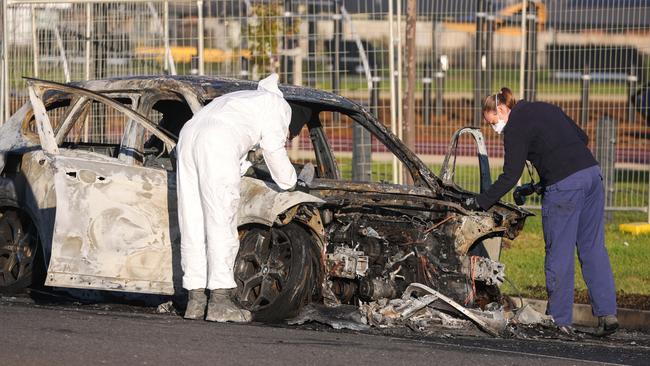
[482,87,517,113]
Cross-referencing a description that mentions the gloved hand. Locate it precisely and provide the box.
[243,165,255,177]
[290,179,310,193]
[463,197,483,211]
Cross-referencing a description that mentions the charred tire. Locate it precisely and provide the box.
[0,208,39,293]
[234,222,320,322]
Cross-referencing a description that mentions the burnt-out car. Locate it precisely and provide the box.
[0,76,531,321]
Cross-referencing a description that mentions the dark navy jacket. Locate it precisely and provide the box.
[476,101,598,209]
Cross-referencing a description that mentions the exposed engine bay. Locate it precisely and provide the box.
[320,199,506,309]
[244,155,522,326]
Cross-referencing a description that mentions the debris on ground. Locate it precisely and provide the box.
[292,282,556,338]
[360,283,504,336]
[155,301,178,315]
[507,323,586,342]
[287,303,370,331]
[511,304,553,325]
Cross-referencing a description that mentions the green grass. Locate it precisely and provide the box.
[501,211,650,302]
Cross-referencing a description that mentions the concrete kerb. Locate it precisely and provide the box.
[522,298,650,331]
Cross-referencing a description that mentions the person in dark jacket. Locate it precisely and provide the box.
[466,87,618,336]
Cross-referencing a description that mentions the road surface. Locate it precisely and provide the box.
[1,294,648,366]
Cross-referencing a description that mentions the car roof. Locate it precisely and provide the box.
[75,75,364,115]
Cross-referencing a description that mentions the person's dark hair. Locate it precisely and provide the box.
[482,87,517,113]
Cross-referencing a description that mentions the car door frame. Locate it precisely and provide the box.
[440,127,493,194]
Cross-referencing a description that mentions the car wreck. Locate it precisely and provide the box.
[0,76,533,335]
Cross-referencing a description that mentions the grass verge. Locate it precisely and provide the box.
[501,211,650,310]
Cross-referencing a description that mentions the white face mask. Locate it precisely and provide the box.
[491,92,507,134]
[492,119,506,134]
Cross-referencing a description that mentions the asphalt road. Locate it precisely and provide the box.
[1,295,649,366]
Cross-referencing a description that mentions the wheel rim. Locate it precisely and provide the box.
[234,227,293,312]
[0,210,35,287]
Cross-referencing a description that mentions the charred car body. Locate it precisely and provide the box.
[0,76,531,322]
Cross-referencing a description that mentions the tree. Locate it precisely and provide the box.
[246,2,299,79]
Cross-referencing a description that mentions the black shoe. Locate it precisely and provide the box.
[594,315,618,337]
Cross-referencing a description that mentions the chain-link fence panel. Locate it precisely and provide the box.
[1,0,649,213]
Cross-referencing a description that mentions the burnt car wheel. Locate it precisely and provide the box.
[0,209,38,293]
[234,222,320,322]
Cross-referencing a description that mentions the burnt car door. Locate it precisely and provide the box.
[440,127,492,194]
[438,127,503,260]
[27,79,179,295]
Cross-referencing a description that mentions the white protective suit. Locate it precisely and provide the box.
[176,74,297,290]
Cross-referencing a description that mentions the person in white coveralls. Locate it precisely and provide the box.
[176,73,305,322]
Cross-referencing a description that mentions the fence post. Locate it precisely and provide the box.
[423,65,432,126]
[474,0,486,126]
[388,0,398,184]
[85,3,91,80]
[436,69,445,121]
[332,6,342,95]
[581,63,590,126]
[162,1,176,75]
[163,1,169,73]
[423,18,436,126]
[240,1,249,79]
[197,0,204,76]
[282,0,295,84]
[31,5,38,77]
[395,0,403,185]
[627,64,638,124]
[2,0,9,122]
[370,76,381,117]
[524,0,537,101]
[94,3,106,79]
[84,3,92,142]
[352,76,379,182]
[518,0,527,100]
[331,5,342,124]
[485,4,494,99]
[352,123,372,182]
[307,10,316,87]
[595,115,617,222]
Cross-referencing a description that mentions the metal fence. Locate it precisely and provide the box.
[1,0,650,215]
